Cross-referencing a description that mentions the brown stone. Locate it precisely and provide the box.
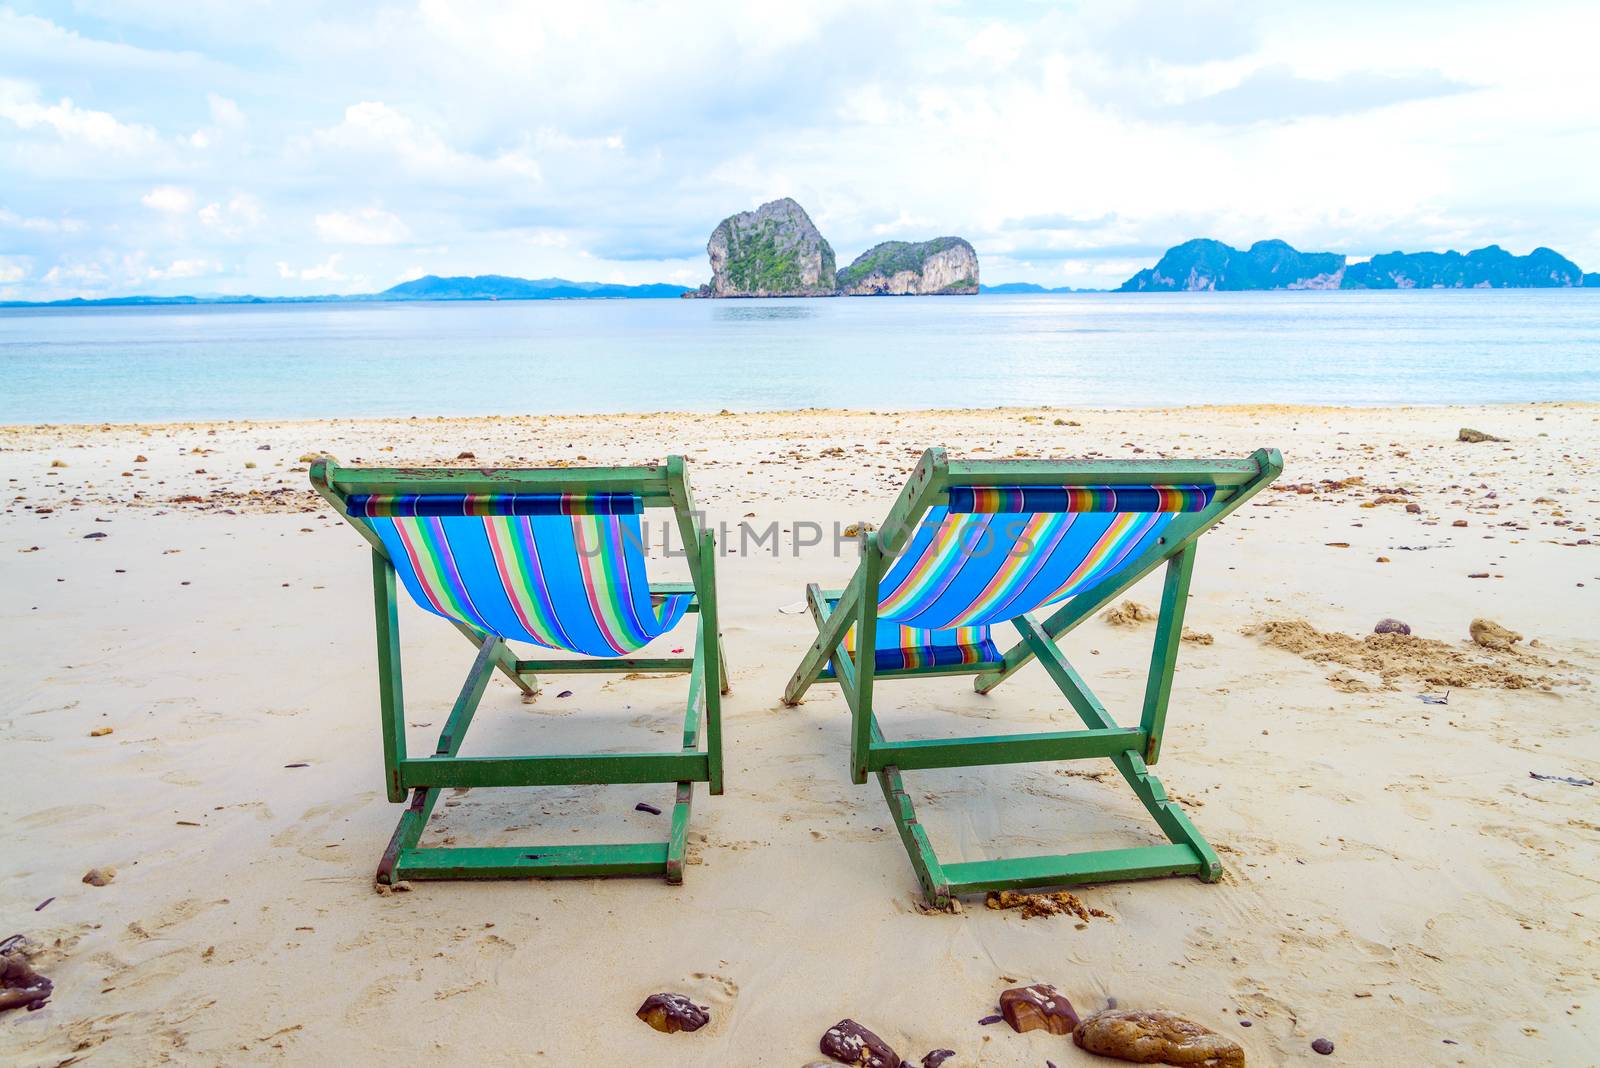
[1073,1009,1244,1067]
[82,866,116,886]
[820,1019,901,1068]
[636,992,710,1034]
[999,983,1079,1035]
[1457,427,1505,443]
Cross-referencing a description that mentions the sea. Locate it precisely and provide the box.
[1,290,1597,424]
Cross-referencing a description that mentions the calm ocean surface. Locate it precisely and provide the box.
[1,290,1596,424]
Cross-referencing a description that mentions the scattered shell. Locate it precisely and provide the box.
[89,726,113,737]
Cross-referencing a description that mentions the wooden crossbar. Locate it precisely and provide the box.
[868,727,1148,772]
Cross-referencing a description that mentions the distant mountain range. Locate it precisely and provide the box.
[0,274,690,308]
[5,245,1599,309]
[979,282,1089,294]
[1119,239,1600,291]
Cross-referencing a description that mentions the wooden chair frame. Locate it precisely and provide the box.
[783,447,1282,907]
[312,456,727,886]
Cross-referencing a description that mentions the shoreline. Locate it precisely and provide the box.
[4,399,1595,435]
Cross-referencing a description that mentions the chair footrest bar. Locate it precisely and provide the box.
[868,728,1148,772]
[821,660,1005,683]
[399,752,710,789]
[394,843,669,880]
[514,657,694,674]
[941,843,1203,894]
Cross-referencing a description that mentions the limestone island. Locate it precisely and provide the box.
[687,197,978,297]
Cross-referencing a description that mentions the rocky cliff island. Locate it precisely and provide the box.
[837,237,978,295]
[703,197,836,297]
[690,197,978,297]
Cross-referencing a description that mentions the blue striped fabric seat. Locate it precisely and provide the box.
[347,492,690,658]
[838,484,1213,672]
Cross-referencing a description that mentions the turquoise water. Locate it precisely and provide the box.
[1,291,1596,424]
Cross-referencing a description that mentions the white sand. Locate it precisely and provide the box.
[2,404,1596,1065]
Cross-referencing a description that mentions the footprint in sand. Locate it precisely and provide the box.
[270,797,371,861]
[16,803,103,828]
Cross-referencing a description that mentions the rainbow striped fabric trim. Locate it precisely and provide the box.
[348,493,642,517]
[352,494,689,657]
[842,620,1001,673]
[948,484,1214,514]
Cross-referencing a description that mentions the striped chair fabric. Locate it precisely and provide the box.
[848,484,1214,671]
[347,493,691,657]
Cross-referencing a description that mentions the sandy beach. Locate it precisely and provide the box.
[2,402,1596,1066]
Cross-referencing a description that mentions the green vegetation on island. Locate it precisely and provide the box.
[694,198,978,297]
[1119,238,1595,291]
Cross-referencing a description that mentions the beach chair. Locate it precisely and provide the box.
[311,456,725,886]
[783,447,1282,907]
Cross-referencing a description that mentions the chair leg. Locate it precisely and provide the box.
[376,635,713,886]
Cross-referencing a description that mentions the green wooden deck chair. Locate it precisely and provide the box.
[782,447,1282,907]
[311,456,726,886]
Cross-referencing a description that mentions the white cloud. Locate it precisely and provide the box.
[0,257,27,283]
[0,77,158,151]
[42,261,109,286]
[141,185,195,213]
[315,206,411,245]
[277,254,348,281]
[309,101,541,182]
[967,24,1026,66]
[0,207,86,233]
[208,92,245,129]
[198,193,263,236]
[146,257,219,280]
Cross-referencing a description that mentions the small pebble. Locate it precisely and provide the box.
[556,690,573,698]
[82,866,116,886]
[635,802,662,815]
[978,1014,1003,1026]
[1312,1037,1335,1055]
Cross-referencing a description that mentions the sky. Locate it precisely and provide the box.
[1,0,1598,300]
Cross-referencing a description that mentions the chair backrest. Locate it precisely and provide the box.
[867,450,1283,635]
[876,483,1213,632]
[312,461,700,658]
